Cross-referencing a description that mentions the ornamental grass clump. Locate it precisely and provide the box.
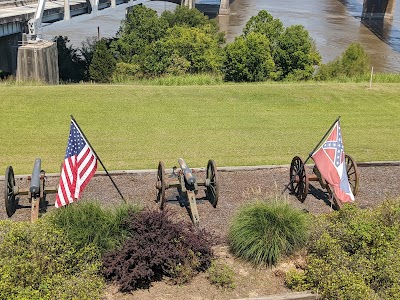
[228,198,310,266]
[45,200,141,255]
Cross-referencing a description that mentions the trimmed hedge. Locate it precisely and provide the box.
[286,199,400,299]
[0,220,104,300]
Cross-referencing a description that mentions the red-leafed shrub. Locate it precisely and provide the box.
[102,209,214,292]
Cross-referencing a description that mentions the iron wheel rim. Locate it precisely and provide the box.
[206,160,219,208]
[5,166,16,217]
[289,156,309,202]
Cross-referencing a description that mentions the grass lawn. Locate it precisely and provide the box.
[0,82,399,174]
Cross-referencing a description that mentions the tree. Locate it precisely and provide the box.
[89,38,116,83]
[141,26,223,77]
[111,5,168,62]
[223,32,276,82]
[340,42,370,77]
[162,5,210,29]
[54,36,85,82]
[161,6,225,44]
[242,10,284,52]
[275,25,321,80]
[315,42,370,80]
[79,37,98,81]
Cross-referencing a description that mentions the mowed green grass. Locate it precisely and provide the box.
[0,82,399,174]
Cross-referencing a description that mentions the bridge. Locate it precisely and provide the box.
[0,0,396,77]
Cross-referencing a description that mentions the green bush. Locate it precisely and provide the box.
[287,199,400,299]
[44,200,141,255]
[275,25,321,80]
[0,220,104,299]
[89,38,116,83]
[141,25,223,76]
[228,198,309,266]
[223,32,276,82]
[111,5,168,62]
[315,42,370,80]
[207,260,235,289]
[103,209,214,291]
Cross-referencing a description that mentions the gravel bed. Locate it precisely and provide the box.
[1,165,399,240]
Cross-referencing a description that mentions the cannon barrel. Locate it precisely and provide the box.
[178,158,196,186]
[30,158,42,196]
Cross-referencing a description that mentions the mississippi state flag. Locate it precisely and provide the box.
[55,120,97,208]
[312,121,355,203]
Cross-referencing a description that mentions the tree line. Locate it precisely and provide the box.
[56,6,370,83]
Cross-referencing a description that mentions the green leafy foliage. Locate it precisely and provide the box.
[316,42,370,80]
[54,36,85,82]
[242,9,284,53]
[223,32,276,82]
[287,199,400,299]
[89,38,116,83]
[45,200,141,255]
[0,220,104,300]
[228,198,309,266]
[141,25,223,76]
[275,25,321,80]
[111,5,168,62]
[227,10,320,82]
[207,260,236,289]
[102,209,214,292]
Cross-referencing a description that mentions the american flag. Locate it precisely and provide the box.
[55,120,97,208]
[312,121,354,203]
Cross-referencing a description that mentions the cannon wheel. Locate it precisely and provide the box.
[206,160,219,208]
[156,161,167,210]
[345,154,359,196]
[326,184,343,210]
[289,156,309,202]
[5,166,16,217]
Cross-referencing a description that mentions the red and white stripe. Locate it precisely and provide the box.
[55,144,97,208]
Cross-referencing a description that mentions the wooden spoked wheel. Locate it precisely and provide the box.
[156,161,166,210]
[326,184,343,210]
[206,160,219,208]
[289,156,309,202]
[345,154,359,196]
[5,166,16,217]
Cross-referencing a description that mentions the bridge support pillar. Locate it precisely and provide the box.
[182,0,195,9]
[89,0,99,13]
[16,40,59,84]
[64,0,71,20]
[362,0,396,19]
[219,0,230,15]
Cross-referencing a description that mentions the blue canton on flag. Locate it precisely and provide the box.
[56,120,97,208]
[322,126,344,168]
[66,123,87,159]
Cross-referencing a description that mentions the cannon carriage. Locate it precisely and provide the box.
[5,158,58,221]
[156,158,218,227]
[289,154,359,208]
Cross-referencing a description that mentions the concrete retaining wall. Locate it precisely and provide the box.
[16,40,59,84]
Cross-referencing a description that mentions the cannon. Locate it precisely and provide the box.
[289,154,359,208]
[156,158,219,227]
[5,158,58,221]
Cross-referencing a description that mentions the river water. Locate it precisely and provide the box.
[42,0,400,72]
[218,0,400,72]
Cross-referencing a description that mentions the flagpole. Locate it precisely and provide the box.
[70,115,126,203]
[282,116,341,194]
